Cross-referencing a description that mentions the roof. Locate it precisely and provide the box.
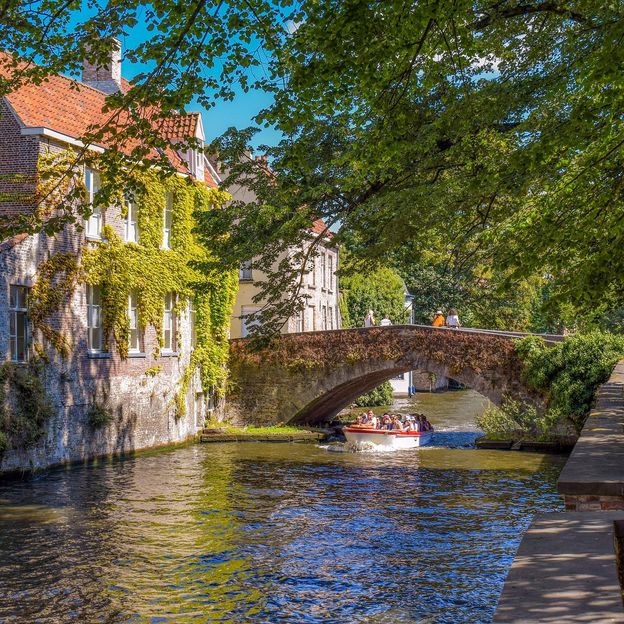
[311,218,333,239]
[0,54,216,185]
[159,113,200,141]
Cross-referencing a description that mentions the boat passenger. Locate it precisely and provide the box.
[370,414,379,429]
[390,415,404,431]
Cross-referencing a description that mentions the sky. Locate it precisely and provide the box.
[114,13,285,152]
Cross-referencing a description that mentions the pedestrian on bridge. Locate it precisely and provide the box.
[380,316,392,326]
[446,308,461,328]
[364,310,376,327]
[432,310,445,327]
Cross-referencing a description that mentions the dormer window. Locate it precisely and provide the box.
[85,168,102,239]
[163,192,173,249]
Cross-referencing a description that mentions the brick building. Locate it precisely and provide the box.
[0,47,226,473]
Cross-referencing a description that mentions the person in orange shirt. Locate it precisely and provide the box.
[432,310,445,327]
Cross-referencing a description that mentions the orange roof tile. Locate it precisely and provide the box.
[311,218,333,238]
[0,54,204,179]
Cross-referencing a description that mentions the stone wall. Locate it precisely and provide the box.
[558,359,624,511]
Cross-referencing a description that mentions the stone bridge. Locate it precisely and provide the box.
[226,325,562,426]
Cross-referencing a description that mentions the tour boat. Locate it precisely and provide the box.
[343,426,434,450]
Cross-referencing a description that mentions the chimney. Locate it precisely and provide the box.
[82,39,122,94]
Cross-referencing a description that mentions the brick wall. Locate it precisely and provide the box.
[0,131,208,474]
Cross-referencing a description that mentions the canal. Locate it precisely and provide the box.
[0,390,566,623]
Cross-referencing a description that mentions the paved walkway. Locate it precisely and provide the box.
[494,512,623,623]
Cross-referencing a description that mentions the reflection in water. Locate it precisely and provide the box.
[0,391,565,623]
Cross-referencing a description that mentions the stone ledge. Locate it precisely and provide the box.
[494,512,624,623]
[199,431,325,443]
[558,361,624,499]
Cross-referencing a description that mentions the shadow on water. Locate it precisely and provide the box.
[0,391,567,624]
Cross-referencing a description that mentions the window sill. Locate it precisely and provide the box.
[85,235,103,242]
[239,278,253,283]
[160,351,178,357]
[88,352,111,359]
[128,352,146,358]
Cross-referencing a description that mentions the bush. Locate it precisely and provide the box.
[87,403,113,429]
[0,361,54,454]
[515,332,624,433]
[354,381,393,407]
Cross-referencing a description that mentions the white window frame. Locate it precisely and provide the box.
[162,292,176,353]
[128,290,142,353]
[125,194,139,243]
[328,306,334,330]
[9,285,28,362]
[189,299,197,348]
[241,306,261,338]
[308,256,316,287]
[321,254,327,289]
[328,255,334,292]
[85,168,102,239]
[87,284,104,353]
[163,192,173,249]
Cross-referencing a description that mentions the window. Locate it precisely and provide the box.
[87,285,104,352]
[239,260,253,281]
[241,306,261,337]
[322,305,328,330]
[85,168,102,239]
[128,291,142,353]
[9,285,28,362]
[328,306,334,330]
[189,299,197,348]
[328,255,334,292]
[321,254,327,289]
[125,195,139,243]
[163,192,173,249]
[307,305,316,331]
[194,392,204,428]
[295,309,304,333]
[162,293,176,353]
[308,256,316,287]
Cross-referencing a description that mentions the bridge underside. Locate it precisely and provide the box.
[226,326,550,427]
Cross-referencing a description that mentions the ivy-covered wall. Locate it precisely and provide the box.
[0,139,238,473]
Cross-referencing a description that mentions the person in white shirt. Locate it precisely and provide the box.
[446,308,461,328]
[364,310,375,327]
[380,316,392,326]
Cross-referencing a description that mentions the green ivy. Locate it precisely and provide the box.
[0,359,54,454]
[33,153,238,419]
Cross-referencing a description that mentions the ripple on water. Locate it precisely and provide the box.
[0,391,566,623]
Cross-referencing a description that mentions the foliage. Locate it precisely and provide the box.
[353,381,393,408]
[340,267,408,328]
[29,252,82,358]
[481,332,624,440]
[514,333,624,434]
[476,400,541,440]
[31,152,237,417]
[5,4,624,329]
[144,365,162,377]
[0,360,54,454]
[200,3,624,330]
[86,403,113,429]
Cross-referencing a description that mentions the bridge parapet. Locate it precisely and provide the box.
[227,325,552,426]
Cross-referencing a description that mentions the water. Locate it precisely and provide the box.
[0,391,566,623]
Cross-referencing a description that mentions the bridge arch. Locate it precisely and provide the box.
[226,326,555,426]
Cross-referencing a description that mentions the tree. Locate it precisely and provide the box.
[340,267,409,329]
[3,3,624,331]
[340,265,407,407]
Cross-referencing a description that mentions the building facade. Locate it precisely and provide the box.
[0,49,231,473]
[230,220,341,338]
